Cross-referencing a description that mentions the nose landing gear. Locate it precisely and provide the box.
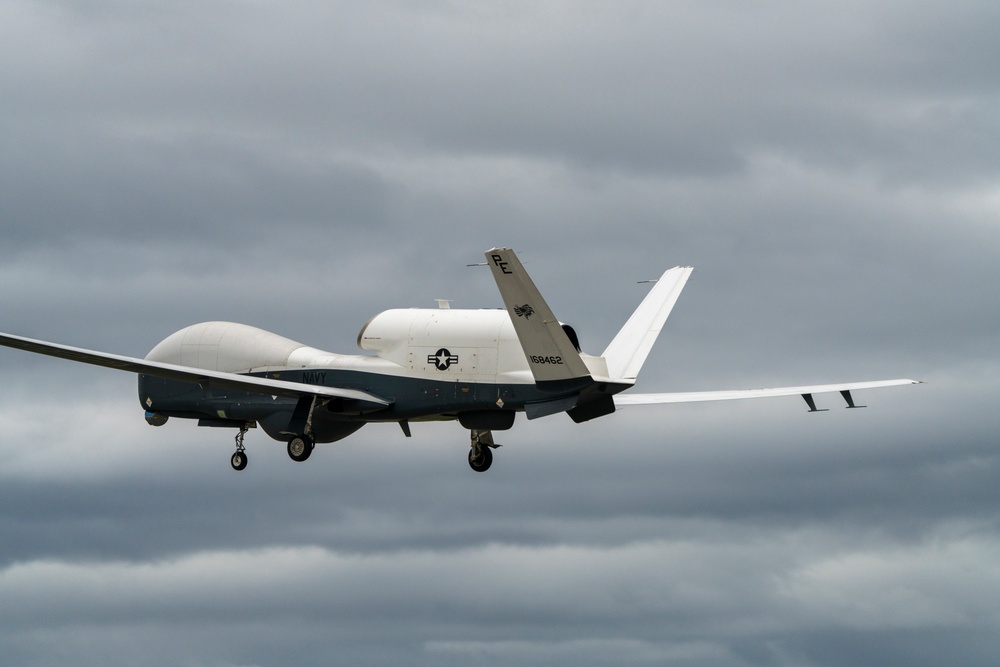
[230,423,251,471]
[231,449,248,471]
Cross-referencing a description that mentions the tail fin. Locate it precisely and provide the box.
[602,266,693,381]
[485,248,591,383]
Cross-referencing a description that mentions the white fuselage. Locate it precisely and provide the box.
[144,309,611,386]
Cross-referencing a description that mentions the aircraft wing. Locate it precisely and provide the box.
[0,331,391,407]
[616,379,921,410]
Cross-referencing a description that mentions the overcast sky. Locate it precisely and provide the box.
[2,1,999,665]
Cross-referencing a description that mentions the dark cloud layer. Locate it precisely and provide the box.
[2,1,999,666]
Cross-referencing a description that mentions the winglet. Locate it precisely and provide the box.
[485,248,591,383]
[602,265,693,381]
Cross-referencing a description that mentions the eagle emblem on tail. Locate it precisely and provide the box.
[513,304,535,319]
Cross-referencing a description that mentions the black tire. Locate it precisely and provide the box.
[287,436,313,462]
[231,450,248,471]
[468,446,493,472]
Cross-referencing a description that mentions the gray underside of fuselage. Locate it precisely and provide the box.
[138,369,622,443]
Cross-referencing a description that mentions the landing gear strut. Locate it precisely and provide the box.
[468,429,500,472]
[287,435,314,462]
[231,424,250,471]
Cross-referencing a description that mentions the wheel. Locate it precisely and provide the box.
[287,436,313,462]
[231,450,248,471]
[468,445,493,472]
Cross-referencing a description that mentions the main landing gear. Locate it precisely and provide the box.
[469,429,500,472]
[287,435,315,462]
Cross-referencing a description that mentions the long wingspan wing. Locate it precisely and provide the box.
[0,331,390,406]
[616,379,921,408]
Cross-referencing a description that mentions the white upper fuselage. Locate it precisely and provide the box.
[143,310,614,387]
